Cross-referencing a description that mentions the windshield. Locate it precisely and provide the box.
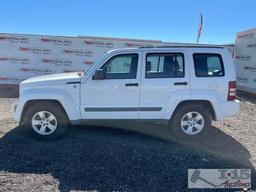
[78,52,109,76]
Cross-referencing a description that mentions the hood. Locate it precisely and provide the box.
[20,72,81,86]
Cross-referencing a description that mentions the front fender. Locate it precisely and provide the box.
[15,86,80,123]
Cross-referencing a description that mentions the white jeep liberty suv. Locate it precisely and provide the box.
[12,46,240,140]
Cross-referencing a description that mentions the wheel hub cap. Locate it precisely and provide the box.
[31,111,57,135]
[181,111,204,135]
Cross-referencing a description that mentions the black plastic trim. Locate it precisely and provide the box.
[66,81,81,84]
[84,107,162,112]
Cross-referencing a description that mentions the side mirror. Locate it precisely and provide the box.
[92,69,106,80]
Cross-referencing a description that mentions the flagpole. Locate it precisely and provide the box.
[197,13,203,44]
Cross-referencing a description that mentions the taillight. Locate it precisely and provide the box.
[227,81,236,101]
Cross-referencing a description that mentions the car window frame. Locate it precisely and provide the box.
[100,53,139,80]
[145,52,185,79]
[193,53,225,78]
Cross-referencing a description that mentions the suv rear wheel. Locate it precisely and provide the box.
[23,102,68,141]
[170,104,211,140]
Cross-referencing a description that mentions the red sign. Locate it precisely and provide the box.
[41,37,72,46]
[42,59,72,66]
[0,57,30,64]
[84,40,114,48]
[84,61,94,65]
[237,33,254,39]
[125,42,154,47]
[21,67,53,74]
[20,47,51,55]
[0,36,29,43]
[64,49,94,57]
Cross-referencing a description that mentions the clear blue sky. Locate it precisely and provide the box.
[0,0,255,44]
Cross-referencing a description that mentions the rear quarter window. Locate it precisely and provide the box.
[193,53,225,77]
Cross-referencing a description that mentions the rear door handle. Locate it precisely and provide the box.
[125,83,139,86]
[174,82,188,85]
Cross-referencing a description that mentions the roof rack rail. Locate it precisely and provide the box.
[139,45,224,49]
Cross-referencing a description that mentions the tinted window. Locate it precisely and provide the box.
[193,53,224,77]
[145,53,184,78]
[101,54,138,79]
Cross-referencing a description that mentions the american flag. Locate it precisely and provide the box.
[197,13,203,44]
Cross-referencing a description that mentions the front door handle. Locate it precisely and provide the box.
[174,82,188,85]
[125,83,139,87]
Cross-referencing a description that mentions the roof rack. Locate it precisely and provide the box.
[139,45,224,49]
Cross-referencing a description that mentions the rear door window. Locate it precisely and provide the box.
[145,53,184,78]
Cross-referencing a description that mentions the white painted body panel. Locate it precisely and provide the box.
[11,47,240,124]
[80,49,141,119]
[188,48,239,120]
[12,73,81,122]
[139,50,190,119]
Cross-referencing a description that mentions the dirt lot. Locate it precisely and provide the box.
[0,93,255,191]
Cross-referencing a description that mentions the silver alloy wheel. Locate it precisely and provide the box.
[180,111,204,135]
[31,111,57,135]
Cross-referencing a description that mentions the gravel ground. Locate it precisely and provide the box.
[0,94,255,192]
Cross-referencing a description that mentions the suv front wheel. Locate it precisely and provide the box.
[23,102,68,141]
[170,104,211,140]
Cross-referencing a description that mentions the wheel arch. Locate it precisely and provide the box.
[170,100,216,121]
[20,99,70,124]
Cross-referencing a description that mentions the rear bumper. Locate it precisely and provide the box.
[217,99,240,120]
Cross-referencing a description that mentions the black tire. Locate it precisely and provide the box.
[23,102,68,141]
[170,103,211,140]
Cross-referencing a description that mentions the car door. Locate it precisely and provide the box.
[80,51,141,119]
[139,50,190,119]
